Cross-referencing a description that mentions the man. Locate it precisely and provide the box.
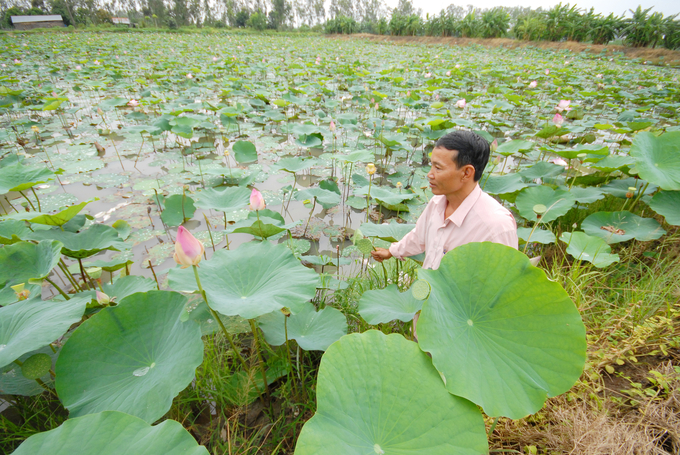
[371,130,518,268]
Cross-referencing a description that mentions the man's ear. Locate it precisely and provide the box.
[462,164,475,181]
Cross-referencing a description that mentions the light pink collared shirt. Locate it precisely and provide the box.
[389,184,518,269]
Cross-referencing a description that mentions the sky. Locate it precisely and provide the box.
[382,0,679,18]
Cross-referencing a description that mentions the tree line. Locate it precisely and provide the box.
[1,0,678,49]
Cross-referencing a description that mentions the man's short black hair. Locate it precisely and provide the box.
[435,130,490,181]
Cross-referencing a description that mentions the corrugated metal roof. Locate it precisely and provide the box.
[11,15,63,24]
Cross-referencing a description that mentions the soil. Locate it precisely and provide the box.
[330,34,680,66]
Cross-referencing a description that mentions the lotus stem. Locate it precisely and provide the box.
[4,196,18,213]
[191,265,248,371]
[284,316,299,400]
[147,261,160,290]
[133,133,145,168]
[30,187,41,212]
[202,213,216,252]
[365,175,373,223]
[59,259,81,292]
[18,191,36,211]
[302,196,316,238]
[45,277,70,300]
[77,258,92,290]
[628,182,649,213]
[248,319,271,400]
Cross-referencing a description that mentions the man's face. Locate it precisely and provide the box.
[427,146,473,197]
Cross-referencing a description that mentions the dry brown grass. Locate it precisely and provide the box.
[331,34,680,66]
[489,362,680,454]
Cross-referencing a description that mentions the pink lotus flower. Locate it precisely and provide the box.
[94,60,100,65]
[425,72,431,78]
[553,113,564,126]
[75,65,82,70]
[555,100,571,112]
[249,188,266,211]
[212,57,218,62]
[528,81,537,88]
[455,99,466,109]
[446,70,451,76]
[1,64,5,68]
[186,73,193,79]
[329,121,336,132]
[13,59,20,64]
[490,139,498,153]
[455,64,460,69]
[545,69,550,75]
[96,290,110,305]
[127,99,139,107]
[375,103,379,110]
[174,226,205,268]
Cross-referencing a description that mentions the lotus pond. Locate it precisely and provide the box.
[1,31,679,454]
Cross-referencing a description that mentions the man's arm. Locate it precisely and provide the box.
[370,201,432,262]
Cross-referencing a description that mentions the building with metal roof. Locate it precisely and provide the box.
[10,15,65,30]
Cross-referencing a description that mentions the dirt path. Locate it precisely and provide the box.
[331,33,680,66]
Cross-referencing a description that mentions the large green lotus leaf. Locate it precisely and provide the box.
[481,173,529,195]
[358,284,423,324]
[295,187,341,209]
[0,162,55,193]
[581,211,666,244]
[649,191,680,226]
[519,161,565,181]
[232,140,258,163]
[515,186,575,222]
[1,200,94,227]
[560,232,620,268]
[496,139,535,155]
[26,223,129,259]
[12,411,208,455]
[0,296,84,368]
[169,242,319,319]
[0,219,33,244]
[354,186,418,205]
[0,240,62,290]
[417,242,586,419]
[258,302,347,351]
[516,227,556,245]
[629,131,680,190]
[294,331,488,455]
[359,221,415,242]
[194,186,250,212]
[601,177,657,199]
[55,291,204,423]
[567,186,605,204]
[273,157,317,173]
[160,194,196,227]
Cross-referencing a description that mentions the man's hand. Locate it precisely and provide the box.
[371,247,392,262]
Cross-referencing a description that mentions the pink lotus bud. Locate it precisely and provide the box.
[446,70,451,76]
[553,113,564,126]
[455,99,466,109]
[14,59,20,64]
[529,80,537,88]
[329,121,336,132]
[425,72,431,78]
[94,60,100,65]
[555,100,571,112]
[545,69,550,75]
[455,64,460,69]
[375,103,379,110]
[127,99,139,107]
[186,73,193,79]
[490,139,498,152]
[75,65,82,70]
[96,291,110,305]
[174,226,205,269]
[212,57,218,62]
[550,157,568,167]
[249,188,266,211]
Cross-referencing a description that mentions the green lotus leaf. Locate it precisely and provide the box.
[629,131,680,191]
[294,330,488,455]
[481,173,529,195]
[359,221,415,242]
[342,150,374,163]
[194,186,251,212]
[515,186,576,222]
[56,291,204,423]
[560,232,620,268]
[12,411,208,455]
[161,194,196,227]
[589,155,635,173]
[98,97,129,110]
[0,240,63,291]
[258,303,347,351]
[417,242,586,419]
[186,301,250,337]
[516,227,556,244]
[296,134,323,148]
[0,219,32,244]
[295,188,341,209]
[273,157,317,173]
[552,144,608,160]
[354,186,417,206]
[0,346,57,396]
[567,186,605,204]
[0,296,86,368]
[300,255,351,267]
[601,177,657,199]
[26,223,129,259]
[232,140,258,163]
[0,162,56,193]
[358,284,423,324]
[496,139,535,155]
[518,161,565,181]
[83,258,133,273]
[232,220,286,239]
[112,219,131,240]
[649,191,680,226]
[169,242,319,319]
[1,199,95,227]
[581,211,666,244]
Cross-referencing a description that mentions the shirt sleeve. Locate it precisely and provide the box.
[489,213,519,250]
[388,201,431,259]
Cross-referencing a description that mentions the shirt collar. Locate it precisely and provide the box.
[439,184,482,227]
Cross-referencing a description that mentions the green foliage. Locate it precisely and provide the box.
[324,15,357,34]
